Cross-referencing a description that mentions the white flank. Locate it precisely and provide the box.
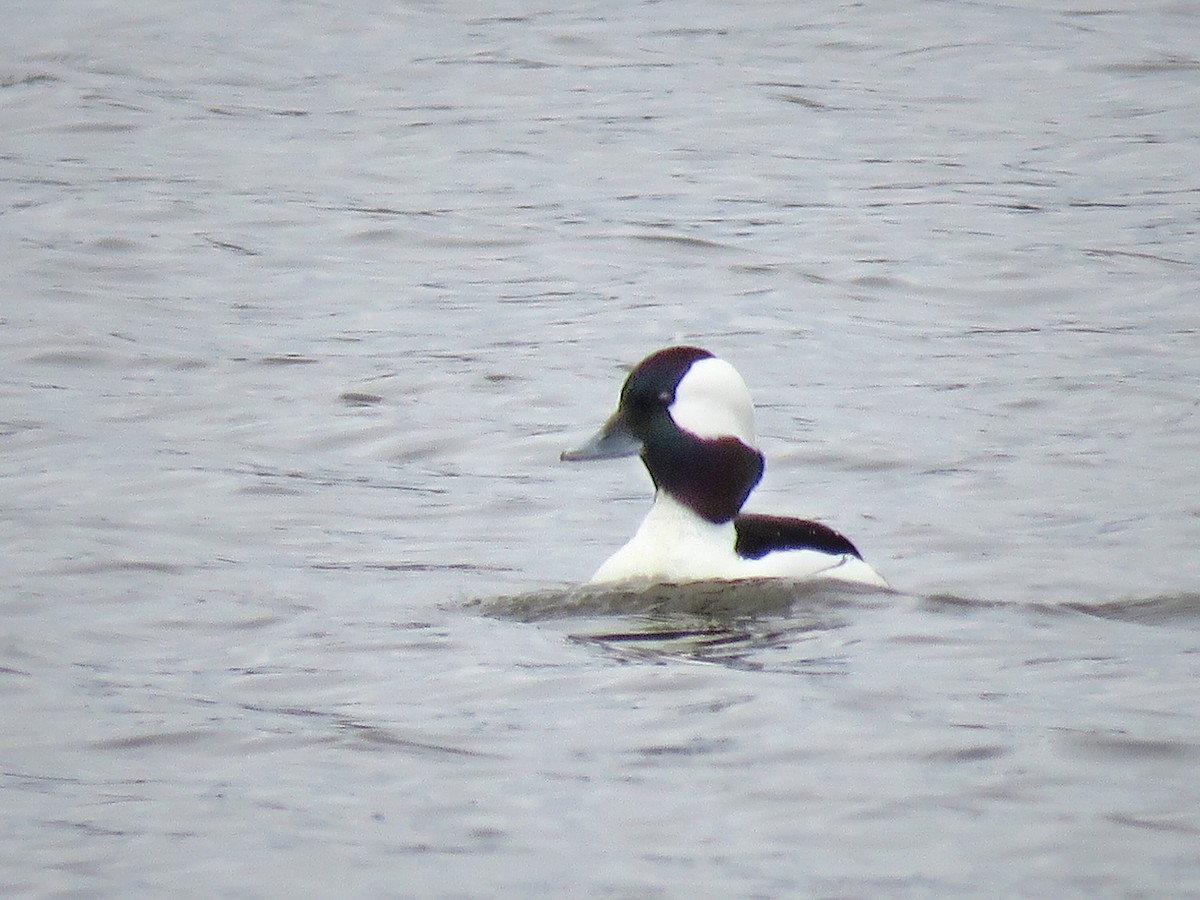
[590,493,889,587]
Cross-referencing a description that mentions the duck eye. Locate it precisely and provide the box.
[657,390,672,404]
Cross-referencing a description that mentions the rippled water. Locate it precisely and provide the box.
[3,0,1200,896]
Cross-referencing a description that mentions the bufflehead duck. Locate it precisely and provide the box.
[561,346,888,587]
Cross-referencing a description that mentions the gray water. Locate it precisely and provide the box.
[3,0,1200,896]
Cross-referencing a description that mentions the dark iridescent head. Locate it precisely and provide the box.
[562,346,765,523]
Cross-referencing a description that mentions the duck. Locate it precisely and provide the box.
[561,346,888,587]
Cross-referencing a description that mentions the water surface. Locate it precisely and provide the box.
[3,0,1199,896]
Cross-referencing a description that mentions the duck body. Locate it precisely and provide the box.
[562,346,888,588]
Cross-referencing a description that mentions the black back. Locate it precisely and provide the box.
[734,513,863,560]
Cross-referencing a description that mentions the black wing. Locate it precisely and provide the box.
[734,513,863,560]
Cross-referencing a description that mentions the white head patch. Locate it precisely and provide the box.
[667,357,756,446]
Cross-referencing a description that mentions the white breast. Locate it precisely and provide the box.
[591,493,736,583]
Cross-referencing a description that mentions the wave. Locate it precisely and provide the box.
[478,581,1200,623]
[473,578,893,623]
[469,584,1200,669]
[1060,592,1200,625]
